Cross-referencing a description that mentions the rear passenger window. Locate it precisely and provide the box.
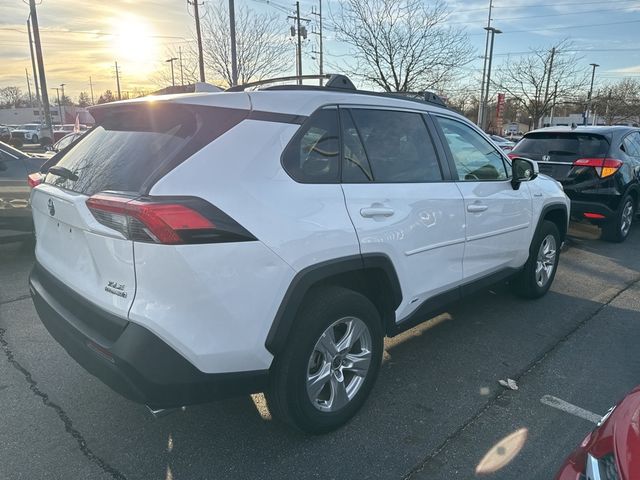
[347,109,443,183]
[341,110,373,182]
[622,132,640,158]
[282,108,340,183]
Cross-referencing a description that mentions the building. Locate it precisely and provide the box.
[0,106,94,127]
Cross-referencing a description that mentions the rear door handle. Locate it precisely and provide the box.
[360,207,395,218]
[467,204,488,213]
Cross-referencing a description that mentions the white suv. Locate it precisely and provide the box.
[29,76,569,434]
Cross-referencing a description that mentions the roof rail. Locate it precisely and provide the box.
[226,73,449,110]
[226,74,332,92]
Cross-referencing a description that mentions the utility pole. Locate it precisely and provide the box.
[166,57,178,86]
[188,0,206,82]
[478,0,494,127]
[27,17,40,106]
[89,76,95,105]
[25,69,33,107]
[115,61,122,100]
[288,2,307,85]
[60,83,66,123]
[179,47,185,86]
[550,81,558,126]
[482,26,502,131]
[28,0,52,133]
[584,63,599,126]
[540,47,556,128]
[229,0,239,86]
[311,0,323,85]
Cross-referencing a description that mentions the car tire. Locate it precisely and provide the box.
[265,286,383,434]
[31,134,38,144]
[601,194,635,243]
[512,220,561,299]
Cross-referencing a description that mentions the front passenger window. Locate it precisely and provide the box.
[435,116,508,181]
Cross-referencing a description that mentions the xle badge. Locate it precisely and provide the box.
[105,281,127,298]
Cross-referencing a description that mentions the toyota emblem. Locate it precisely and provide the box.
[48,198,55,216]
[542,155,551,162]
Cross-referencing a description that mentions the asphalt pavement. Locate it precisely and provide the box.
[1,221,640,479]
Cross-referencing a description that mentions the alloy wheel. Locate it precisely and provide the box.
[306,316,372,413]
[620,200,634,237]
[535,234,557,288]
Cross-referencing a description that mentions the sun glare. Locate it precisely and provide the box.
[110,15,158,74]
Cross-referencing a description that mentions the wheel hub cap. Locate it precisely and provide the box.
[306,316,372,413]
[621,201,634,236]
[535,234,557,288]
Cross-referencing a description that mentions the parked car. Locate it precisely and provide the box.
[0,125,12,143]
[28,75,569,434]
[509,126,640,242]
[555,385,640,480]
[48,132,84,153]
[490,134,516,152]
[11,123,52,146]
[0,141,49,243]
[53,124,88,142]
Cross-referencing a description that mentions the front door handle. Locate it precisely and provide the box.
[467,204,488,213]
[360,207,395,218]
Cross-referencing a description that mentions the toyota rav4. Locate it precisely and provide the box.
[29,75,570,434]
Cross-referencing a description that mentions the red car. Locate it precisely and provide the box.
[556,385,640,479]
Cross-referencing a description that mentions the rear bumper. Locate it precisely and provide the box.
[29,262,268,408]
[569,200,617,222]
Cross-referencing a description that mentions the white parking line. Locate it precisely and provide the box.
[540,395,602,424]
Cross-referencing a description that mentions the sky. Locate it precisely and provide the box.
[1,0,640,101]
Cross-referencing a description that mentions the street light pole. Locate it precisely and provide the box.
[60,83,66,123]
[478,0,494,127]
[28,0,52,134]
[53,87,62,125]
[165,57,178,87]
[482,26,502,131]
[584,63,599,126]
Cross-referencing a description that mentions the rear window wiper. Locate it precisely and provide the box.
[48,165,79,181]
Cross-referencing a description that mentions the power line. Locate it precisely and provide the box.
[493,0,639,8]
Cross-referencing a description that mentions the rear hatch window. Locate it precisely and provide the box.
[512,132,610,179]
[44,102,247,195]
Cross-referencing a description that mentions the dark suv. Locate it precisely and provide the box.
[510,126,640,242]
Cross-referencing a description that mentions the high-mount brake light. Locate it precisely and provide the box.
[86,193,256,245]
[573,158,622,178]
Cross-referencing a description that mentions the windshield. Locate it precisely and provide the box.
[23,125,38,130]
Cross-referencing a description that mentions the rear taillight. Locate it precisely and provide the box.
[507,153,518,160]
[86,193,256,245]
[27,172,43,188]
[573,158,622,178]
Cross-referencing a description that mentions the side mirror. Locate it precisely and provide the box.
[511,157,538,190]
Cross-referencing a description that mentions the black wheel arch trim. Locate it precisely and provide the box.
[265,253,402,355]
[535,203,569,244]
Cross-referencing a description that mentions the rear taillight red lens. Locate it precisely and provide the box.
[27,172,43,188]
[573,158,622,178]
[86,193,255,245]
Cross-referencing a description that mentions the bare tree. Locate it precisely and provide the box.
[194,1,292,87]
[494,40,589,127]
[329,0,473,92]
[77,92,91,107]
[0,86,24,108]
[595,79,640,125]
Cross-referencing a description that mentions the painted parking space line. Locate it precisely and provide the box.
[540,395,602,424]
